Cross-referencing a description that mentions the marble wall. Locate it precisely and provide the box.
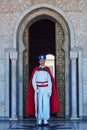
[0,0,87,119]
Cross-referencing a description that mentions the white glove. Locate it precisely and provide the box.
[35,89,39,93]
[48,92,51,97]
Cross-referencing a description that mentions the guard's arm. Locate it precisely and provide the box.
[32,71,38,93]
[47,73,52,97]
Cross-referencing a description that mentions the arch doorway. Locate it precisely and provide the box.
[23,19,65,118]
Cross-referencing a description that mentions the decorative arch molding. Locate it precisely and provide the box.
[13,3,75,50]
[11,3,77,119]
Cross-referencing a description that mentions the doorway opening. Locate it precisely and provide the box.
[29,19,55,77]
[23,19,65,118]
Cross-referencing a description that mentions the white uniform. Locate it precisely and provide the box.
[32,67,52,120]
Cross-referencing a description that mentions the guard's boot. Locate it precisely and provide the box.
[38,120,42,126]
[43,120,49,126]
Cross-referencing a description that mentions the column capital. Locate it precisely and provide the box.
[70,51,78,59]
[10,52,18,60]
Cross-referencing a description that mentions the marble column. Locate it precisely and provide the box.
[70,51,78,119]
[5,50,10,118]
[10,52,18,120]
[78,50,83,118]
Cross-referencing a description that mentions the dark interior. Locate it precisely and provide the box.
[29,19,55,77]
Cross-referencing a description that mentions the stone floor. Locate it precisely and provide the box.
[0,117,87,130]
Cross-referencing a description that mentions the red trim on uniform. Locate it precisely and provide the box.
[36,81,48,83]
[37,85,48,87]
[36,81,48,87]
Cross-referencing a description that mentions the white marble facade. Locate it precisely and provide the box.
[0,0,87,120]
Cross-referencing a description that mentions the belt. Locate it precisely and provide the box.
[36,81,48,87]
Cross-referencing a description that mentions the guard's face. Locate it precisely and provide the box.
[39,59,46,66]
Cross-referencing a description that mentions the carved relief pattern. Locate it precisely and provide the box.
[23,28,29,115]
[55,22,65,117]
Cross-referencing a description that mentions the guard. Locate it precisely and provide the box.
[26,54,60,126]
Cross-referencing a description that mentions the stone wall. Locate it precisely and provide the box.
[0,0,87,118]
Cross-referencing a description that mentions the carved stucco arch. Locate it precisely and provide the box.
[13,4,75,50]
[13,4,75,118]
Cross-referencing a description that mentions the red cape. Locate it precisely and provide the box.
[26,66,60,115]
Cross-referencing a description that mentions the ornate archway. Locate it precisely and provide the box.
[12,4,75,119]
